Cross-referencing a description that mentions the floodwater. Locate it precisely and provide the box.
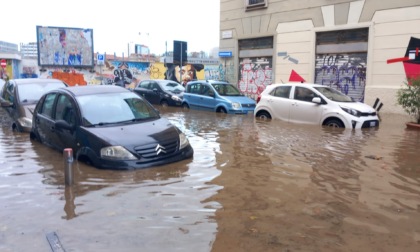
[0,107,419,252]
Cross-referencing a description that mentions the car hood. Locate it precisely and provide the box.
[22,104,36,118]
[336,101,376,113]
[221,95,256,104]
[81,117,180,146]
[167,90,184,96]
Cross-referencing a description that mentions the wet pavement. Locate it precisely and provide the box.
[0,107,419,252]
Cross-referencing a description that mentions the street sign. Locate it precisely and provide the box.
[219,51,232,58]
[0,59,6,68]
[97,54,105,65]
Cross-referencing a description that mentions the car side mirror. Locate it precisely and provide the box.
[312,97,322,104]
[55,120,75,131]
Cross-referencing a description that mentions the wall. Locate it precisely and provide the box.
[368,6,420,114]
[20,58,221,88]
[220,0,420,114]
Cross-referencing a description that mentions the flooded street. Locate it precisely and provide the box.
[1,107,419,252]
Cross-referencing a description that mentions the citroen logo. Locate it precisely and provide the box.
[155,144,166,155]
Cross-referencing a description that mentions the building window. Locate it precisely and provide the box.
[239,36,273,50]
[245,0,267,11]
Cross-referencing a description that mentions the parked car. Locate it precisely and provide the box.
[0,78,67,132]
[0,79,5,97]
[30,85,194,170]
[182,80,256,114]
[133,79,185,107]
[254,83,380,129]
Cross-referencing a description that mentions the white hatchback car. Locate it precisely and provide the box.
[254,83,380,129]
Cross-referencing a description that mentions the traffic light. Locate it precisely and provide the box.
[173,40,187,65]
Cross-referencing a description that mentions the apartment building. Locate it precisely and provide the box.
[219,0,420,114]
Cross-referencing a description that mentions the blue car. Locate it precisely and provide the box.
[182,80,256,114]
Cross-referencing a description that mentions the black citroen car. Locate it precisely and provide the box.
[30,85,193,170]
[133,79,185,107]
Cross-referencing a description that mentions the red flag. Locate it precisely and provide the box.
[289,70,305,82]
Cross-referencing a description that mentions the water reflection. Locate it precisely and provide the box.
[1,107,420,251]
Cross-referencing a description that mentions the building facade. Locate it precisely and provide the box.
[0,41,21,80]
[20,42,38,58]
[219,0,420,114]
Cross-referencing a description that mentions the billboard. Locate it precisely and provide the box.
[36,26,94,67]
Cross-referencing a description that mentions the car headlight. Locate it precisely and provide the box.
[100,146,137,160]
[171,95,182,102]
[341,107,361,117]
[17,117,32,128]
[179,132,190,149]
[232,102,241,109]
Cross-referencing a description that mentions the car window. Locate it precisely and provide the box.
[314,86,353,102]
[77,92,159,126]
[211,83,242,96]
[139,81,150,89]
[18,81,66,103]
[151,83,160,90]
[271,86,291,98]
[40,93,58,118]
[162,82,185,92]
[294,87,316,102]
[2,81,14,103]
[55,94,76,125]
[201,85,211,96]
[188,83,201,94]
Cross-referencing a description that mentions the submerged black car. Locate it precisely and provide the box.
[30,85,193,170]
[0,78,67,132]
[133,79,185,107]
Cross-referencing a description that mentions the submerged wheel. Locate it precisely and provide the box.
[182,103,190,111]
[256,111,271,120]
[217,107,227,113]
[324,118,345,128]
[160,100,169,107]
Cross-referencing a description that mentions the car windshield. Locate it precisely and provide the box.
[77,92,160,126]
[211,83,243,96]
[162,82,185,93]
[314,86,354,102]
[18,82,66,103]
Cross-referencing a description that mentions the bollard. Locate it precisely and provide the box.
[63,148,74,186]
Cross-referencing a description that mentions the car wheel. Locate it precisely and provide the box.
[29,131,42,143]
[160,100,169,107]
[324,118,345,128]
[217,107,227,113]
[256,111,271,120]
[182,103,190,111]
[12,123,21,132]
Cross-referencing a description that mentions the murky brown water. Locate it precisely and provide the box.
[1,107,419,252]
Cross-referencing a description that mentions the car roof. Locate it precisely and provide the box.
[58,85,130,97]
[188,80,230,85]
[10,78,66,85]
[140,79,179,84]
[269,82,325,88]
[155,79,180,84]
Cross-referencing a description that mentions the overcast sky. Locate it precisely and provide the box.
[1,0,220,56]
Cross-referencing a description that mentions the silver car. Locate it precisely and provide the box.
[0,78,67,132]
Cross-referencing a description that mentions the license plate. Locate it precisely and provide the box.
[370,121,376,127]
